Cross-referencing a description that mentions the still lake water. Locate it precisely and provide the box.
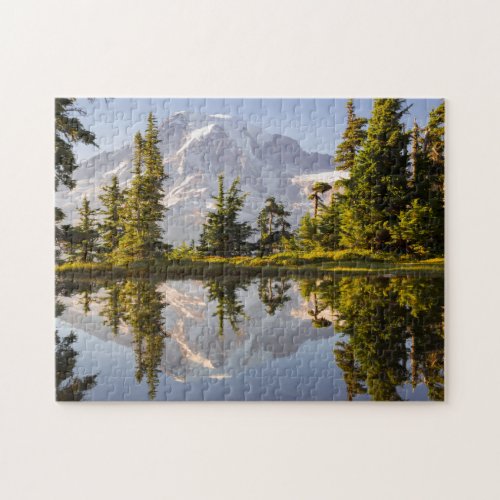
[55,272,444,401]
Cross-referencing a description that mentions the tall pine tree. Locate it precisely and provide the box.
[114,113,167,264]
[340,99,410,250]
[334,99,367,171]
[72,196,99,262]
[99,174,123,255]
[393,103,445,255]
[55,98,96,190]
[257,197,291,255]
[199,174,252,257]
[114,132,146,263]
[141,112,168,255]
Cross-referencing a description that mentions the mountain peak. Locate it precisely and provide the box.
[58,114,335,245]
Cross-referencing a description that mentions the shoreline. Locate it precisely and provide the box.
[56,255,444,279]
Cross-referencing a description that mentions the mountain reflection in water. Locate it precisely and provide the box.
[55,273,444,401]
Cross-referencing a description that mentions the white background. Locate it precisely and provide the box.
[1,1,499,499]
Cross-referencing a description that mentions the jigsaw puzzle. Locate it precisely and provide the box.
[55,98,444,401]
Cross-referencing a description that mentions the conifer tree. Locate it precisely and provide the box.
[114,132,146,263]
[99,174,123,255]
[114,114,167,264]
[141,112,168,255]
[334,99,367,172]
[73,196,99,262]
[296,213,317,250]
[409,120,425,195]
[422,102,445,253]
[225,177,253,255]
[257,197,291,255]
[340,99,410,250]
[318,193,342,250]
[55,98,96,190]
[199,175,252,257]
[308,182,332,219]
[199,175,226,255]
[392,103,445,255]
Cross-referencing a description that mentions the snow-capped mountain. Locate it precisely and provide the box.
[56,112,346,245]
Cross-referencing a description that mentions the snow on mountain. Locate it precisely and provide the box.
[291,170,349,190]
[56,112,337,245]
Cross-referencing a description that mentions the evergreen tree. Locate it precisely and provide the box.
[225,177,253,255]
[55,207,71,263]
[141,112,168,255]
[409,120,425,195]
[318,193,342,250]
[99,175,123,255]
[393,103,445,255]
[55,98,96,190]
[296,213,317,250]
[257,197,291,255]
[334,99,367,171]
[114,115,167,264]
[199,174,252,257]
[73,196,99,262]
[391,199,434,256]
[340,99,410,250]
[422,102,445,253]
[308,181,332,219]
[114,132,146,263]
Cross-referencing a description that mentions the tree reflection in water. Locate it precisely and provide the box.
[258,277,291,316]
[56,271,444,401]
[205,276,249,336]
[299,275,444,401]
[55,283,97,401]
[55,332,97,401]
[101,279,168,400]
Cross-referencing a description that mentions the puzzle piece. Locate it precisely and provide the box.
[55,98,445,401]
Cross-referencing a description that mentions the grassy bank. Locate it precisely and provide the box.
[56,249,444,279]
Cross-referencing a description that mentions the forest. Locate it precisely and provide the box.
[55,98,444,271]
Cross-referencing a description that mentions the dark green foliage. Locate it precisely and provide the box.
[199,175,253,257]
[421,103,445,253]
[296,213,317,250]
[391,199,435,256]
[205,277,248,335]
[258,278,291,315]
[257,197,291,256]
[334,99,367,171]
[56,331,97,401]
[300,275,444,400]
[100,281,124,336]
[339,99,410,250]
[99,175,123,254]
[71,196,99,263]
[141,113,168,253]
[318,193,342,250]
[119,279,167,399]
[308,181,332,219]
[114,114,167,264]
[55,98,96,190]
[393,103,445,255]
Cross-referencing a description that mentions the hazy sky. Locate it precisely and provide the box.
[72,98,443,162]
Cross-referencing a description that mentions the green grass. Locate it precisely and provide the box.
[56,250,443,278]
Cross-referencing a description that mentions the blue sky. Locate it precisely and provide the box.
[73,98,443,161]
